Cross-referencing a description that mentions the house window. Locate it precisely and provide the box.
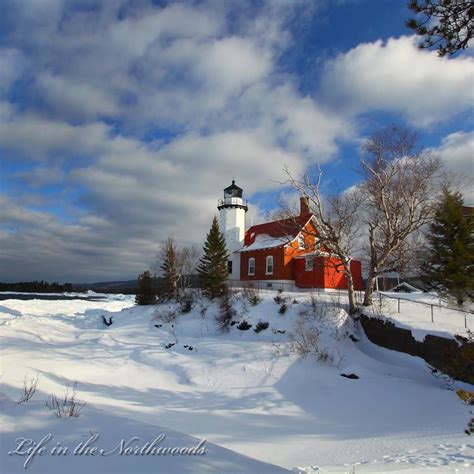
[266,255,274,275]
[248,257,255,276]
[227,260,233,275]
[297,234,305,249]
[305,257,313,272]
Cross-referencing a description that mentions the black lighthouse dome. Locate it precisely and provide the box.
[224,180,243,199]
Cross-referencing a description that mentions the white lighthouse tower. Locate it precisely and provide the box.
[217,180,247,281]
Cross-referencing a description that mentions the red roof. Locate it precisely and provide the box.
[244,213,313,247]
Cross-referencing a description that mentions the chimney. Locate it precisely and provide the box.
[300,196,309,215]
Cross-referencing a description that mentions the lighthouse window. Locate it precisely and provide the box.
[227,261,233,275]
[265,256,274,275]
[248,258,255,276]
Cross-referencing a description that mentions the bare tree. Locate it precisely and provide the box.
[283,167,363,315]
[178,245,200,290]
[360,125,443,305]
[152,240,201,297]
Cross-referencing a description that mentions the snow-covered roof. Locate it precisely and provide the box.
[242,213,313,251]
[239,234,292,252]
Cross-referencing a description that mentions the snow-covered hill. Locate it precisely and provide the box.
[0,291,472,473]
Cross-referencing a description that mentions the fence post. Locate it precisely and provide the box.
[465,315,468,329]
[398,298,400,313]
[431,305,434,323]
[379,292,382,305]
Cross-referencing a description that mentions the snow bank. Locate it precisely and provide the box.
[0,292,472,473]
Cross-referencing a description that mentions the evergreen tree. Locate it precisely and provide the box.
[160,237,181,300]
[424,190,474,305]
[406,0,473,57]
[135,270,157,305]
[197,216,229,299]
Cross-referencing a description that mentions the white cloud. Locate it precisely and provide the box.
[2,2,472,282]
[0,48,27,94]
[36,73,120,120]
[320,36,474,126]
[433,131,474,204]
[0,114,110,159]
[436,131,474,175]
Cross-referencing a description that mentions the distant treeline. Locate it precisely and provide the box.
[0,281,75,293]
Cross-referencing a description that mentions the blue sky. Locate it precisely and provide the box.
[0,0,473,282]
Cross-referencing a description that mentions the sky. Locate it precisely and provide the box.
[0,0,473,283]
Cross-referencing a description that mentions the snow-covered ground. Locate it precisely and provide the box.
[0,291,472,473]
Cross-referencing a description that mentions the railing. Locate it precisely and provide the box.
[377,291,474,331]
[217,198,248,207]
[226,279,473,331]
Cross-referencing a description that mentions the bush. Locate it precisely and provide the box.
[237,320,252,331]
[249,295,260,306]
[254,321,269,333]
[457,389,474,435]
[179,292,194,314]
[278,303,287,315]
[274,290,285,304]
[46,382,85,418]
[154,309,177,323]
[241,286,261,306]
[216,294,236,332]
[288,315,343,367]
[17,373,39,404]
[289,318,321,357]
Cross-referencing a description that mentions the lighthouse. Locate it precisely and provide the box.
[217,180,248,280]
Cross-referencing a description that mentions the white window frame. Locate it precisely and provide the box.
[305,256,313,272]
[265,255,274,275]
[297,234,305,249]
[248,257,256,276]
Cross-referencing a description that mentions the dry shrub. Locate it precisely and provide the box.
[216,294,236,332]
[17,373,39,404]
[46,382,85,418]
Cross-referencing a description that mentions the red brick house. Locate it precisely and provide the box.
[217,181,363,291]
